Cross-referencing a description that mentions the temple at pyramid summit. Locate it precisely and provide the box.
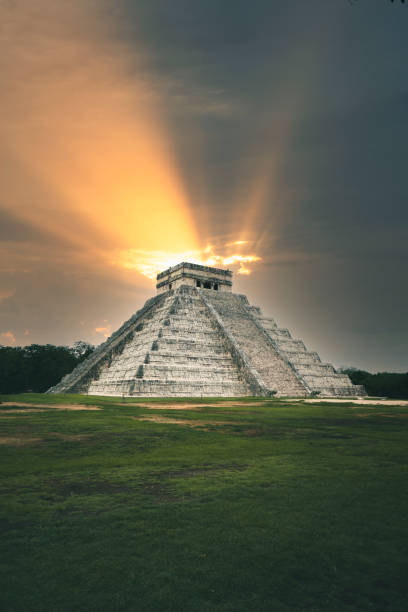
[48,262,365,397]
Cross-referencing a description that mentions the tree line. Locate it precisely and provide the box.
[343,368,408,399]
[0,343,407,398]
[0,342,94,394]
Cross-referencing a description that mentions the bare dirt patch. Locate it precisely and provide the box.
[121,401,264,410]
[0,432,92,445]
[356,412,408,419]
[0,409,46,414]
[131,416,247,427]
[125,403,201,410]
[208,401,267,407]
[0,402,102,411]
[53,404,102,411]
[298,398,408,407]
[0,436,43,446]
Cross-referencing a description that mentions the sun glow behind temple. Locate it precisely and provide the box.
[0,0,263,290]
[1,0,199,263]
[114,245,261,280]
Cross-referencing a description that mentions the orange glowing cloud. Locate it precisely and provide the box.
[94,325,111,339]
[0,0,263,297]
[225,240,249,247]
[0,331,16,345]
[0,0,198,257]
[114,246,261,280]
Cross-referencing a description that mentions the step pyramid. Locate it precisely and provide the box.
[48,262,365,397]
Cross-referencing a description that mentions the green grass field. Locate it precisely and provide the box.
[1,394,407,611]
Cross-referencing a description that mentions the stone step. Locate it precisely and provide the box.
[147,353,235,365]
[141,364,242,381]
[295,363,337,376]
[316,385,364,397]
[166,309,209,318]
[88,379,248,397]
[256,316,277,328]
[158,334,222,344]
[167,312,215,322]
[158,339,228,353]
[163,325,218,336]
[268,337,307,352]
[280,350,321,365]
[302,374,355,389]
[266,328,292,339]
[160,327,218,338]
[120,336,227,358]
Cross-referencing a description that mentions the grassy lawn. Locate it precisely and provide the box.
[0,394,407,611]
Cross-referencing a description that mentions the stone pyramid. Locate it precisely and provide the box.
[49,262,365,397]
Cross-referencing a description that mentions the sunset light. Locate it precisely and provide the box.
[1,0,198,260]
[0,0,267,314]
[114,246,262,280]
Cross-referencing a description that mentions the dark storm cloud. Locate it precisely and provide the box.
[120,1,408,223]
[117,0,408,370]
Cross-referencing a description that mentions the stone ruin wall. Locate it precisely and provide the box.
[156,263,232,294]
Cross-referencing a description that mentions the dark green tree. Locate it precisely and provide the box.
[0,342,94,394]
[343,368,408,399]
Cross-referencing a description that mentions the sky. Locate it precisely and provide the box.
[0,0,407,372]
